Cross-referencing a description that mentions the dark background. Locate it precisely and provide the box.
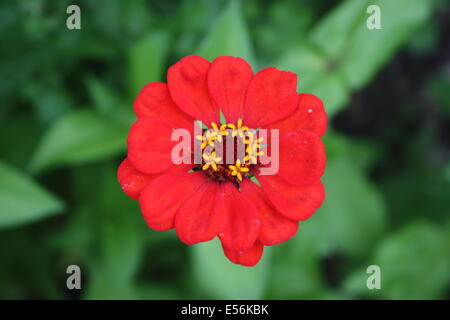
[0,0,449,299]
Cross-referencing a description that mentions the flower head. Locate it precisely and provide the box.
[118,56,327,266]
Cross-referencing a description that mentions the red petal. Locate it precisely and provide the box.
[275,130,326,186]
[240,180,298,245]
[117,158,155,200]
[266,93,327,138]
[222,241,264,267]
[217,183,259,252]
[257,174,325,221]
[139,171,205,231]
[207,56,253,123]
[134,82,195,130]
[127,117,193,174]
[243,67,299,128]
[168,55,219,125]
[175,181,226,245]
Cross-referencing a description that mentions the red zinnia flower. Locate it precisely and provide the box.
[118,55,326,266]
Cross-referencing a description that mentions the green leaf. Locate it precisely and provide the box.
[305,153,387,258]
[30,110,129,173]
[197,0,255,66]
[284,0,366,113]
[276,45,350,116]
[308,72,350,116]
[267,232,325,299]
[310,0,434,90]
[0,161,63,228]
[98,168,144,287]
[86,76,122,115]
[85,76,134,125]
[192,238,269,299]
[344,221,450,299]
[254,0,314,61]
[100,165,145,280]
[50,206,95,258]
[338,0,434,89]
[311,0,369,59]
[28,85,73,125]
[99,213,143,286]
[324,132,380,170]
[296,0,434,115]
[275,44,325,91]
[84,166,145,299]
[128,31,170,96]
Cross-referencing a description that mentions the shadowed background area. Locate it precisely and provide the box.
[0,0,449,299]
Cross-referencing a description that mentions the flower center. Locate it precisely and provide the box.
[193,118,264,187]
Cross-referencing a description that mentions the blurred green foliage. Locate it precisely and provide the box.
[0,0,449,300]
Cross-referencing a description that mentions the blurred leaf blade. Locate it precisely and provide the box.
[310,0,369,59]
[128,31,170,96]
[307,152,387,258]
[85,76,135,125]
[275,44,350,116]
[338,0,434,90]
[30,110,129,173]
[268,231,325,299]
[98,166,144,287]
[344,221,450,299]
[197,0,255,66]
[192,239,269,299]
[83,165,145,299]
[0,161,63,228]
[86,76,122,115]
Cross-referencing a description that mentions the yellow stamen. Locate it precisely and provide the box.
[199,119,262,178]
[228,159,249,181]
[219,124,228,138]
[202,151,222,172]
[197,130,219,150]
